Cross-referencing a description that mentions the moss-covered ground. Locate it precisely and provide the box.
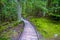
[30,17,60,38]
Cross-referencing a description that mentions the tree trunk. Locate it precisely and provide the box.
[15,0,22,22]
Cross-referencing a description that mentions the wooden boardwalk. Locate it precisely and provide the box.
[19,19,38,40]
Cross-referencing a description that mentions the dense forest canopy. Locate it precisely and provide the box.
[0,0,60,23]
[0,0,18,23]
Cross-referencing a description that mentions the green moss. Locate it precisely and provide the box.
[30,17,60,38]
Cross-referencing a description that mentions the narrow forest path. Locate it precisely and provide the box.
[19,18,42,40]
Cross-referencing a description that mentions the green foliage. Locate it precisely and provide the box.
[21,0,48,17]
[0,0,18,23]
[48,0,60,18]
[21,0,60,20]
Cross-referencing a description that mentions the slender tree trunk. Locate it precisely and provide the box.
[17,3,22,21]
[15,0,22,22]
